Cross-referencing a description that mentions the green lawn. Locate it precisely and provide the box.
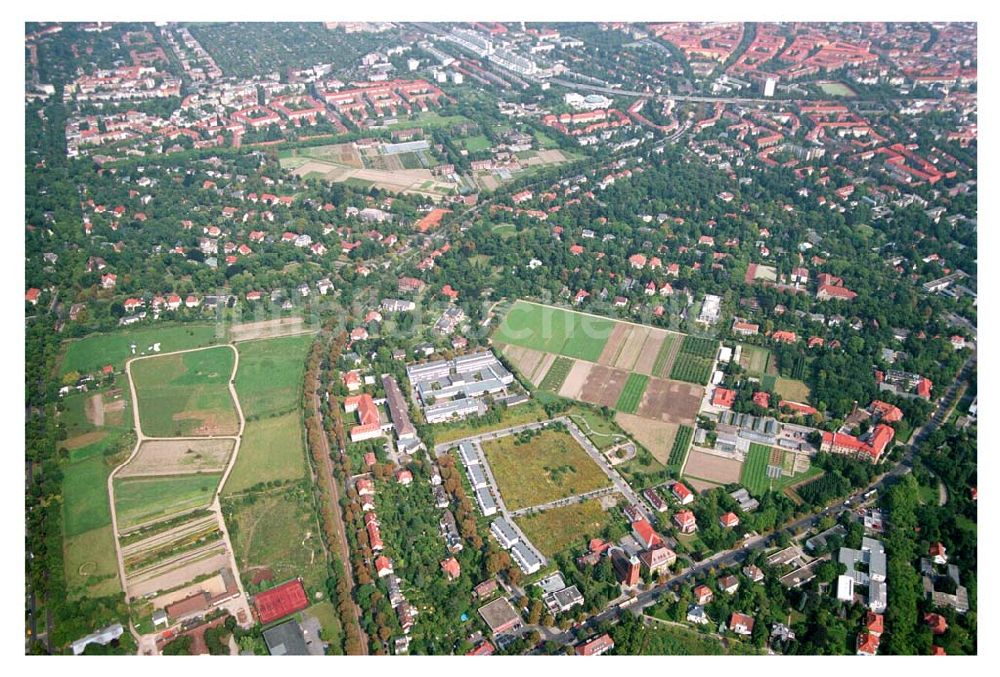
[434,398,550,444]
[462,135,492,152]
[410,111,474,129]
[114,473,222,529]
[741,443,821,497]
[63,456,113,537]
[235,334,312,419]
[60,324,220,376]
[482,427,611,511]
[64,525,121,599]
[538,356,574,393]
[515,499,615,558]
[222,413,307,495]
[494,300,614,362]
[567,406,627,452]
[775,377,811,403]
[533,130,560,149]
[130,347,238,437]
[616,373,649,413]
[492,223,518,239]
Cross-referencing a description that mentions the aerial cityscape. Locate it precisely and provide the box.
[23,19,977,657]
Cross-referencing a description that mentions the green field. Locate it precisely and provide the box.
[494,300,614,362]
[411,111,474,129]
[538,356,574,393]
[492,223,518,239]
[567,406,627,452]
[462,135,492,152]
[434,398,550,445]
[115,473,222,529]
[60,324,220,377]
[225,487,327,595]
[63,456,113,537]
[131,347,238,437]
[64,525,121,599]
[616,373,649,413]
[482,427,611,511]
[235,334,312,419]
[738,344,770,378]
[775,377,811,402]
[740,443,821,497]
[817,81,856,97]
[223,413,307,495]
[651,333,679,377]
[667,425,694,468]
[516,499,615,558]
[533,130,560,149]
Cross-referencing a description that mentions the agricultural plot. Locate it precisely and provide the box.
[615,373,649,414]
[63,455,114,538]
[615,413,679,465]
[494,300,614,362]
[667,425,694,468]
[130,347,238,437]
[222,413,307,495]
[60,324,219,376]
[636,378,703,424]
[738,344,770,378]
[577,365,630,409]
[597,324,629,366]
[515,499,616,558]
[229,317,314,343]
[669,335,718,385]
[613,325,652,372]
[114,473,222,530]
[650,332,681,378]
[482,427,611,511]
[740,444,775,496]
[499,344,550,386]
[235,334,313,419]
[116,439,235,478]
[683,449,743,486]
[632,329,668,375]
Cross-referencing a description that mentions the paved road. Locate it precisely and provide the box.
[111,344,254,652]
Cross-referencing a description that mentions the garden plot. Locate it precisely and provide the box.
[597,323,630,366]
[578,365,630,409]
[615,413,679,465]
[633,329,668,375]
[636,378,703,424]
[682,449,744,485]
[116,439,235,478]
[558,359,593,400]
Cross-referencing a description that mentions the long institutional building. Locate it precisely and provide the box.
[407,350,514,423]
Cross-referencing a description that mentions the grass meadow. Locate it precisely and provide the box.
[114,473,222,529]
[494,300,614,362]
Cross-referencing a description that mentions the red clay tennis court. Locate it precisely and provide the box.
[254,578,308,625]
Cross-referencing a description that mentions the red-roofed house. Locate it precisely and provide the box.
[817,284,858,301]
[871,400,903,423]
[694,585,713,605]
[254,579,309,625]
[821,424,894,462]
[752,391,770,408]
[344,394,381,442]
[375,555,393,577]
[441,284,459,301]
[342,370,362,392]
[720,512,740,529]
[865,611,884,636]
[441,557,461,581]
[575,633,614,656]
[857,631,880,656]
[671,482,694,505]
[570,244,584,255]
[25,288,40,305]
[917,377,933,400]
[712,387,737,408]
[925,613,948,635]
[350,327,369,342]
[808,336,825,349]
[628,253,647,269]
[396,469,413,485]
[772,330,797,344]
[467,641,495,656]
[780,400,817,416]
[356,478,375,496]
[729,612,754,636]
[673,509,697,534]
[931,646,947,656]
[929,542,948,565]
[632,518,664,549]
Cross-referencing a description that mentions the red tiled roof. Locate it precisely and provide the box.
[712,387,737,408]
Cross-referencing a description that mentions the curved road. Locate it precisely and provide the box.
[108,344,253,652]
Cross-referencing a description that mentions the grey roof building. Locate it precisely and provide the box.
[263,619,310,656]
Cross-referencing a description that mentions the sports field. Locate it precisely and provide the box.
[817,81,857,97]
[615,373,649,413]
[222,413,307,495]
[494,300,614,362]
[482,427,611,511]
[60,324,219,376]
[738,344,770,378]
[235,334,312,419]
[740,443,820,496]
[130,347,238,437]
[114,473,222,529]
[515,499,615,558]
